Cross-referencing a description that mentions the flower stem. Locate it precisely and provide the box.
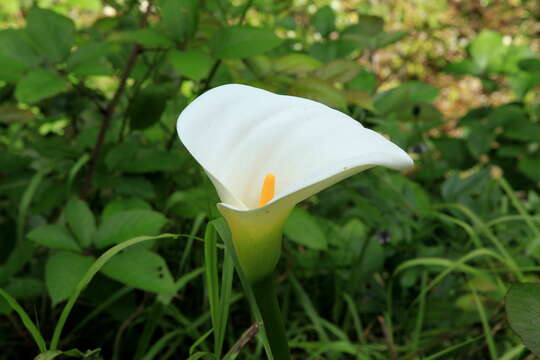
[251,276,291,360]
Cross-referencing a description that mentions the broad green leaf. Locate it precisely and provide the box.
[112,176,156,199]
[127,85,169,130]
[109,29,174,47]
[102,198,151,219]
[211,26,283,59]
[506,283,540,356]
[67,42,112,77]
[341,17,383,50]
[26,8,75,63]
[65,197,96,248]
[518,156,540,182]
[345,89,374,111]
[106,144,183,173]
[15,70,68,103]
[313,6,335,37]
[158,0,199,43]
[168,49,214,80]
[444,59,482,76]
[67,42,110,68]
[374,81,438,115]
[309,41,339,62]
[94,210,167,248]
[45,252,94,305]
[499,107,540,141]
[469,30,505,72]
[518,58,540,72]
[272,53,322,75]
[28,224,81,252]
[0,29,40,67]
[290,78,347,111]
[433,137,472,169]
[500,45,537,73]
[377,30,408,47]
[341,18,406,51]
[339,219,383,283]
[101,249,175,294]
[315,59,361,83]
[353,15,384,36]
[466,124,495,157]
[0,55,28,82]
[284,208,327,250]
[509,71,540,98]
[167,187,216,219]
[346,70,377,94]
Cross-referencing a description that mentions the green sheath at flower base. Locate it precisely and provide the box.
[218,200,293,284]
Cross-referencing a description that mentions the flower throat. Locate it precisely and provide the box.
[258,173,276,207]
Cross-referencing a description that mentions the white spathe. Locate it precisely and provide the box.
[177,84,413,283]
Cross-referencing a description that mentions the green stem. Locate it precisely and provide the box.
[251,276,291,360]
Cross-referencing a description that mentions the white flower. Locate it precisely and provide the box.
[177,84,413,283]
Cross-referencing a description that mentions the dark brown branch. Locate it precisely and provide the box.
[80,1,154,199]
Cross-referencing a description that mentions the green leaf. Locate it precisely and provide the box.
[337,220,383,282]
[210,26,283,59]
[109,29,174,47]
[444,59,482,76]
[313,6,335,37]
[168,49,214,80]
[469,30,505,72]
[102,198,151,219]
[94,210,167,248]
[290,78,347,111]
[518,58,540,72]
[346,70,377,94]
[0,55,28,82]
[65,197,96,248]
[67,42,112,77]
[499,107,540,141]
[377,30,408,47]
[0,29,40,67]
[354,15,384,36]
[100,248,175,294]
[345,89,375,111]
[28,224,81,252]
[106,144,183,173]
[374,81,438,115]
[158,0,199,43]
[505,283,540,356]
[314,59,361,83]
[46,252,94,305]
[518,156,540,182]
[127,85,169,130]
[341,16,385,50]
[26,7,75,63]
[272,53,322,75]
[466,124,495,158]
[15,70,68,103]
[284,208,327,250]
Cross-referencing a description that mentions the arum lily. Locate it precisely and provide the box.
[177,84,413,359]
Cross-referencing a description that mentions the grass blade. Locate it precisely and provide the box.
[0,288,47,352]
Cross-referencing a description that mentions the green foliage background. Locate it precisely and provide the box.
[0,0,540,359]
